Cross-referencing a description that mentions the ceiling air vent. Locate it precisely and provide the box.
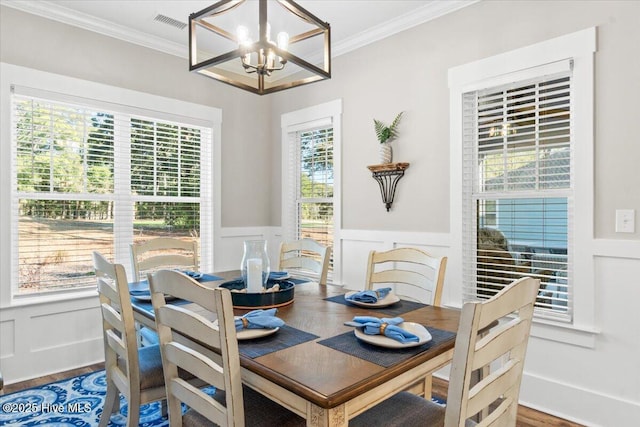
[154,14,187,30]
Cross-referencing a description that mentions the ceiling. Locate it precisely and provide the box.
[2,0,477,58]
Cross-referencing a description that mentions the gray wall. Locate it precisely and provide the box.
[269,0,640,240]
[0,5,273,228]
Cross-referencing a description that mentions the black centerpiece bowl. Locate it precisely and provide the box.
[219,278,295,309]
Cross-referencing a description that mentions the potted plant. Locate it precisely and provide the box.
[374,111,403,164]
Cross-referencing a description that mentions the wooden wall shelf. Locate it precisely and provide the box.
[367,162,410,211]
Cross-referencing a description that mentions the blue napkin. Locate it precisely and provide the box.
[180,270,203,279]
[269,271,289,280]
[351,316,419,344]
[129,289,151,297]
[346,287,392,304]
[235,308,285,331]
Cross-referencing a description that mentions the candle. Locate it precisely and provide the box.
[247,258,263,293]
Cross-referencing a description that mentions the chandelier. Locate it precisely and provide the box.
[189,0,331,95]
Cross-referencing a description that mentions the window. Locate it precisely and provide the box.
[11,86,213,295]
[282,100,342,280]
[462,70,571,321]
[449,28,596,334]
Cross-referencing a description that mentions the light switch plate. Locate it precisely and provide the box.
[615,209,635,233]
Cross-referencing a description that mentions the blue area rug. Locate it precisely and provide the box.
[0,370,445,426]
[0,370,214,426]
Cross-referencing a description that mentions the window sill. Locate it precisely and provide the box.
[529,318,599,348]
[8,287,99,309]
[444,302,599,348]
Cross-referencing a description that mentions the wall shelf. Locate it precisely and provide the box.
[367,162,410,211]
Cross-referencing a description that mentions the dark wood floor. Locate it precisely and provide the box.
[2,364,584,426]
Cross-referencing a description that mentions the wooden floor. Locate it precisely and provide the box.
[2,364,584,426]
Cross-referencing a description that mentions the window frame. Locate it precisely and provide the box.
[463,68,573,321]
[0,62,221,306]
[281,99,342,282]
[448,28,597,346]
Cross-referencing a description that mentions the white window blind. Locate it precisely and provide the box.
[297,126,334,243]
[11,88,212,294]
[462,69,573,322]
[287,125,334,278]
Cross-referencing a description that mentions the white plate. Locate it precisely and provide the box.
[344,290,401,308]
[213,318,280,340]
[270,272,290,280]
[354,322,432,349]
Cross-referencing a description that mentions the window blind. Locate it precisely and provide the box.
[462,70,573,321]
[284,124,334,278]
[11,90,212,294]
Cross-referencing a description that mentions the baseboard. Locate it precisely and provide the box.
[519,372,640,427]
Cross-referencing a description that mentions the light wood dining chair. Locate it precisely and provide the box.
[93,251,167,427]
[148,269,305,426]
[278,237,331,285]
[365,247,447,307]
[130,237,198,282]
[350,276,540,427]
[365,247,448,398]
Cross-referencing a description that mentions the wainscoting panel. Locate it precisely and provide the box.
[0,297,103,384]
[0,320,15,358]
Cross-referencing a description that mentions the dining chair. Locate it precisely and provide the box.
[365,247,447,398]
[350,276,540,427]
[278,237,331,285]
[147,269,305,426]
[365,247,447,307]
[130,237,198,346]
[93,251,167,427]
[130,237,198,282]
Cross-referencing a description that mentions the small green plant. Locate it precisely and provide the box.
[373,112,404,144]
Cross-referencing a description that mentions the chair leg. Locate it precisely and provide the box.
[127,394,141,427]
[99,383,119,427]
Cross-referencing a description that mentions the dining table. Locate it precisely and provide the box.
[129,270,461,427]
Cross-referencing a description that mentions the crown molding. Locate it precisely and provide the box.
[1,0,188,58]
[1,0,478,59]
[332,0,479,57]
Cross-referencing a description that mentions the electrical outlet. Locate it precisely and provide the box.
[615,209,635,233]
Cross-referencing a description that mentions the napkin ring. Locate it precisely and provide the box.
[241,317,249,329]
[379,322,389,335]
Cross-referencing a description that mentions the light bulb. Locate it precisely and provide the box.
[237,25,249,44]
[277,32,289,50]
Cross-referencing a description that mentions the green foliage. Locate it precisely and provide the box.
[373,112,404,144]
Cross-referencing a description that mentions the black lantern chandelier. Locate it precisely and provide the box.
[189,0,331,95]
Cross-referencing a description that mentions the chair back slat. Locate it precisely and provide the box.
[164,342,226,391]
[471,318,529,371]
[467,359,521,416]
[444,277,539,427]
[156,305,222,351]
[131,237,198,281]
[278,238,331,285]
[365,247,447,306]
[172,377,228,425]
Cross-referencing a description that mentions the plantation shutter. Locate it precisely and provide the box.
[461,61,573,322]
[11,85,212,294]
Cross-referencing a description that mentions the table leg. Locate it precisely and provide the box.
[307,403,347,427]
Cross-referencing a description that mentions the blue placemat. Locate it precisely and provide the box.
[316,327,456,368]
[324,294,428,316]
[238,325,319,358]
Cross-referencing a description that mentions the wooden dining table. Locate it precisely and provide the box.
[130,271,461,427]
